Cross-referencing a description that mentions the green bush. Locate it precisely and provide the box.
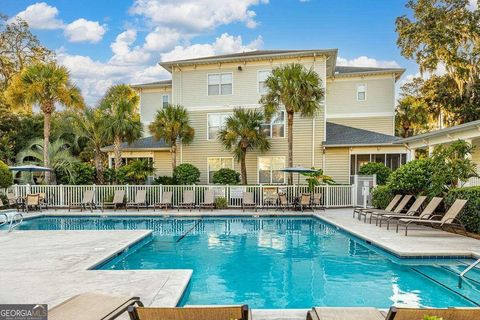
[154,175,176,185]
[212,168,240,185]
[359,162,391,185]
[387,159,433,195]
[0,160,13,189]
[57,162,96,185]
[116,159,154,184]
[173,163,200,185]
[371,185,394,209]
[215,196,228,209]
[444,186,480,233]
[104,168,116,184]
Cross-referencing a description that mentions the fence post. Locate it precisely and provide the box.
[325,185,330,208]
[14,184,18,197]
[93,184,97,205]
[351,184,356,207]
[59,185,64,207]
[126,184,130,202]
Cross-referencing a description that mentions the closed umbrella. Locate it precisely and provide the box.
[281,166,317,185]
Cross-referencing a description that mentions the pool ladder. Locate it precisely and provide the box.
[0,212,24,232]
[459,258,480,288]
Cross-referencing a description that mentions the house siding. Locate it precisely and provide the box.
[154,151,172,177]
[138,87,172,126]
[324,148,350,184]
[473,138,480,173]
[327,116,394,136]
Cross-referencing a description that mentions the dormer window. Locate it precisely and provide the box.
[208,73,232,95]
[357,84,367,101]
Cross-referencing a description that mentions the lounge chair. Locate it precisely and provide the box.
[299,193,312,212]
[102,190,125,212]
[379,196,440,230]
[242,192,257,212]
[385,306,480,320]
[178,190,195,211]
[7,192,19,209]
[276,193,291,211]
[128,305,252,320]
[307,307,384,320]
[359,195,413,224]
[353,194,402,219]
[198,190,215,211]
[49,292,143,320]
[68,190,95,212]
[126,190,148,211]
[24,194,40,212]
[153,191,173,211]
[312,193,325,211]
[39,192,49,209]
[397,199,468,236]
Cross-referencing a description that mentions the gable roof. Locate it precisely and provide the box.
[324,122,400,147]
[101,136,170,152]
[396,119,480,144]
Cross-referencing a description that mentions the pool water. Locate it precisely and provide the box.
[9,216,480,309]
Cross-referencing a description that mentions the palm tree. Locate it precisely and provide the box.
[71,108,109,183]
[16,138,78,184]
[395,96,429,138]
[149,104,194,171]
[100,84,143,170]
[6,62,84,183]
[217,108,270,184]
[260,63,324,184]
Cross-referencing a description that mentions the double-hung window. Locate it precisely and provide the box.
[162,94,169,108]
[258,156,285,184]
[261,111,285,138]
[258,70,271,94]
[357,84,367,101]
[208,73,232,95]
[207,113,231,140]
[208,157,234,183]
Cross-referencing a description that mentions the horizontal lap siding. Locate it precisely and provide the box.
[328,116,394,136]
[154,151,172,177]
[324,148,350,184]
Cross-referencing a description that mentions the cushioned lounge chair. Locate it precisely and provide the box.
[242,192,257,212]
[359,195,413,224]
[128,305,252,320]
[102,190,125,212]
[397,199,468,236]
[379,196,441,230]
[353,194,402,219]
[153,191,172,211]
[126,190,148,211]
[178,190,195,211]
[49,292,143,320]
[385,306,480,320]
[68,190,95,212]
[199,190,215,211]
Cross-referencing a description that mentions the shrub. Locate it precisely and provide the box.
[116,159,154,184]
[0,160,13,189]
[358,162,391,185]
[444,186,480,233]
[215,196,228,209]
[104,168,117,184]
[387,159,433,195]
[57,162,96,185]
[371,185,394,209]
[212,168,240,185]
[173,163,200,185]
[154,175,176,185]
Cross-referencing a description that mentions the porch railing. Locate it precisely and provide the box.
[5,184,355,208]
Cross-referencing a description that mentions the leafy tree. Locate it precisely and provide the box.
[149,104,194,171]
[358,162,392,185]
[301,168,335,193]
[0,159,13,188]
[56,162,96,185]
[395,95,430,137]
[212,168,240,185]
[387,159,433,195]
[217,108,270,184]
[116,159,154,184]
[100,84,142,170]
[260,63,324,184]
[173,163,200,185]
[6,62,84,183]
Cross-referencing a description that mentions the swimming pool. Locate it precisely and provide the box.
[8,216,480,308]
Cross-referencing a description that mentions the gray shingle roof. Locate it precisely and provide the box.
[102,136,170,151]
[324,122,400,146]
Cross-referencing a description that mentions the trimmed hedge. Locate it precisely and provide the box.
[212,168,240,185]
[371,185,394,209]
[444,186,480,233]
[173,163,200,185]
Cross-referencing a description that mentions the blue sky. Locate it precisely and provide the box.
[1,0,425,104]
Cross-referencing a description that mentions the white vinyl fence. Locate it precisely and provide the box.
[464,176,480,187]
[5,184,355,208]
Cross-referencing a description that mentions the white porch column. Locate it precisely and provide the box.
[408,148,416,161]
[428,145,435,156]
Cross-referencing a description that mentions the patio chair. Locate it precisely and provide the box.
[7,192,19,209]
[178,190,195,211]
[49,292,143,320]
[242,191,257,212]
[262,187,278,209]
[307,307,385,320]
[153,191,173,211]
[68,190,95,212]
[353,194,402,219]
[384,306,480,320]
[299,193,312,212]
[102,190,126,212]
[126,190,148,211]
[378,196,438,229]
[128,305,252,320]
[276,193,291,211]
[39,192,49,210]
[24,194,40,213]
[397,199,468,236]
[198,190,215,211]
[359,195,413,224]
[312,193,325,211]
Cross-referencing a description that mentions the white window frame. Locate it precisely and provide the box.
[207,157,234,184]
[207,112,233,140]
[257,156,286,184]
[207,72,233,96]
[161,94,169,108]
[257,69,271,94]
[357,83,367,101]
[262,111,286,138]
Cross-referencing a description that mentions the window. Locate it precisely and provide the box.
[350,153,407,176]
[208,73,232,95]
[258,156,285,184]
[110,157,153,168]
[207,113,231,140]
[162,95,169,108]
[258,70,270,94]
[357,84,367,101]
[208,157,234,183]
[261,111,285,138]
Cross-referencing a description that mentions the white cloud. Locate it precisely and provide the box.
[64,19,106,43]
[468,0,478,10]
[130,0,269,33]
[337,56,401,68]
[14,2,64,29]
[109,29,151,65]
[144,27,181,51]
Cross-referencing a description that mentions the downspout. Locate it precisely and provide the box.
[312,52,316,166]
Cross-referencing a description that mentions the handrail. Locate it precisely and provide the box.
[0,213,7,228]
[459,258,480,288]
[8,213,23,232]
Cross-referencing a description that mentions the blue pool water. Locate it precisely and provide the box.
[8,216,480,308]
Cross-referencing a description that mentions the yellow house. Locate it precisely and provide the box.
[103,50,407,184]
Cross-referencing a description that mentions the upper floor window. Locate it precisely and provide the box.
[357,84,367,101]
[208,73,232,95]
[261,111,285,138]
[207,113,231,140]
[258,70,271,94]
[162,94,169,108]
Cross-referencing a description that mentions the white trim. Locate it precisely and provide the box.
[257,156,286,184]
[206,112,233,140]
[207,157,234,184]
[207,72,233,96]
[326,112,394,119]
[356,83,367,101]
[257,69,271,94]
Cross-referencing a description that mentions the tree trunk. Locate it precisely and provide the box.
[171,142,177,172]
[94,147,104,184]
[240,149,248,185]
[113,135,122,170]
[43,111,51,184]
[287,112,294,185]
